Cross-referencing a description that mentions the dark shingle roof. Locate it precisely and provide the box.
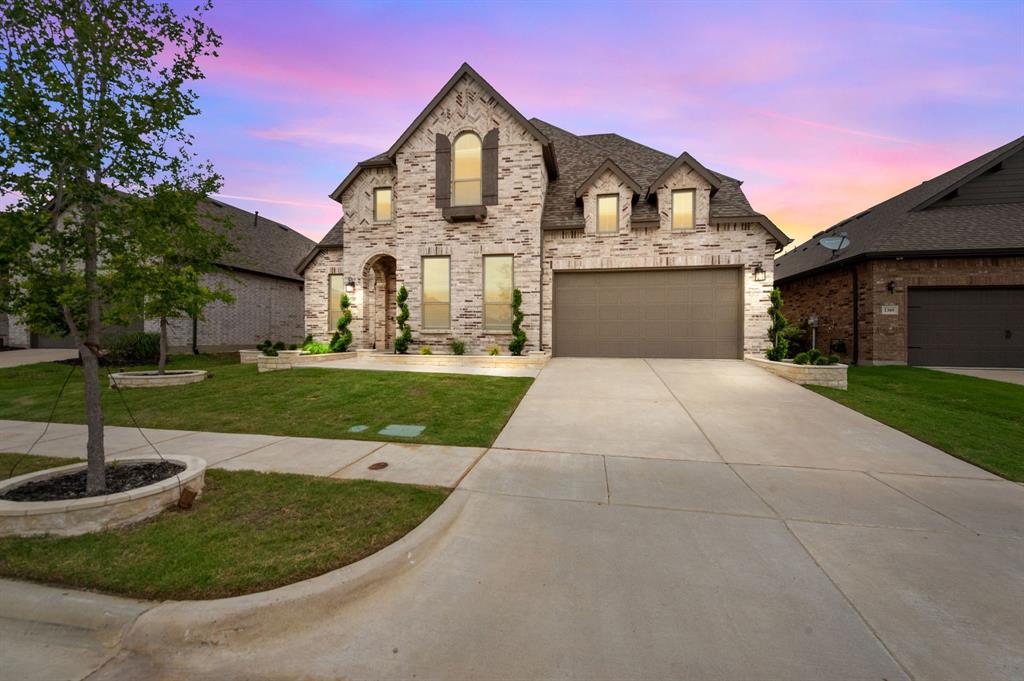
[535,120,768,231]
[201,199,315,282]
[775,135,1024,283]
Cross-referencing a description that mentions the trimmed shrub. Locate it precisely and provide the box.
[257,339,272,351]
[302,334,313,348]
[814,356,831,365]
[263,347,278,357]
[488,346,500,356]
[449,339,466,355]
[508,288,527,356]
[105,331,161,363]
[329,293,353,352]
[288,344,298,351]
[827,353,840,365]
[807,348,822,363]
[304,342,331,354]
[765,288,789,361]
[793,352,810,365]
[394,285,411,354]
[420,346,432,355]
[273,341,285,351]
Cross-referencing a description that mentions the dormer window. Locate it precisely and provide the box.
[452,132,482,206]
[597,194,619,234]
[672,189,695,230]
[374,187,392,222]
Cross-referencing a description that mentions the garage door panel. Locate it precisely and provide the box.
[908,288,1023,367]
[554,268,741,358]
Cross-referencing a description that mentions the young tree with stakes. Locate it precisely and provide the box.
[0,0,222,493]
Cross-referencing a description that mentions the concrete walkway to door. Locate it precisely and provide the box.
[86,358,1024,681]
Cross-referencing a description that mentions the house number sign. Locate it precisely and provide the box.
[880,304,899,315]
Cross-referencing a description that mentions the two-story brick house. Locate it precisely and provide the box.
[297,64,791,358]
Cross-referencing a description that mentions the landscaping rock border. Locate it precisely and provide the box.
[0,455,206,538]
[107,370,208,388]
[745,355,848,390]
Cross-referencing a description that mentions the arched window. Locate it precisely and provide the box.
[452,132,482,206]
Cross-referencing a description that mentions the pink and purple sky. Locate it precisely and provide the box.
[182,0,1023,247]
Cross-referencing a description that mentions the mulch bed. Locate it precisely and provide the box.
[0,461,185,502]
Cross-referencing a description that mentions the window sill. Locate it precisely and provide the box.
[442,205,487,222]
[419,328,452,335]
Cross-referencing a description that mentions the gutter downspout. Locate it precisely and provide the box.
[191,314,199,355]
[851,266,859,365]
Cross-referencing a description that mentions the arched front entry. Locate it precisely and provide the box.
[361,254,397,350]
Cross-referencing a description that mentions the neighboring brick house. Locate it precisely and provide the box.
[775,135,1024,367]
[298,64,790,358]
[2,198,314,351]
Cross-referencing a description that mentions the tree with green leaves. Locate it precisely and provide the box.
[0,0,221,493]
[329,293,352,352]
[508,288,526,356]
[108,170,235,374]
[394,285,411,354]
[765,287,790,361]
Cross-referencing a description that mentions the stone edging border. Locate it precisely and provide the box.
[0,455,207,537]
[118,489,470,653]
[107,370,208,388]
[744,355,848,390]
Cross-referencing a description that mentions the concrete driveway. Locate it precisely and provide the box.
[0,348,78,368]
[88,359,1024,680]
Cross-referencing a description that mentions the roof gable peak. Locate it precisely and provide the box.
[574,158,642,199]
[649,152,721,197]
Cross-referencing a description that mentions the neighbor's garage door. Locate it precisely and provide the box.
[908,288,1023,367]
[553,268,742,358]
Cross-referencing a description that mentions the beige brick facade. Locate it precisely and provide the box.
[303,73,782,356]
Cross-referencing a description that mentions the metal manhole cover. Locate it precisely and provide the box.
[368,462,389,470]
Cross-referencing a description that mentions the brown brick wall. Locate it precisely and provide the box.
[778,255,1024,364]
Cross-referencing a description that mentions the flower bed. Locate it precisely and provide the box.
[0,455,206,537]
[745,355,847,390]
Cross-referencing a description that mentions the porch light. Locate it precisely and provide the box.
[345,277,355,293]
[753,263,766,282]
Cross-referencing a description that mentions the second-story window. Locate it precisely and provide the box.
[452,132,482,206]
[597,194,619,234]
[672,189,695,230]
[374,187,392,222]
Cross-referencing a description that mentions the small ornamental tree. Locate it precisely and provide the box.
[394,285,411,354]
[766,287,789,361]
[508,288,527,356]
[329,293,352,352]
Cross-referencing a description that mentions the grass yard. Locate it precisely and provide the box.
[808,366,1024,481]
[0,353,532,447]
[0,453,447,600]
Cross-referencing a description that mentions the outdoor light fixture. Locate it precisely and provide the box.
[886,280,896,294]
[753,263,766,282]
[345,277,355,293]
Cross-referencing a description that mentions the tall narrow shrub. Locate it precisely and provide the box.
[394,285,411,354]
[508,288,527,356]
[329,293,352,352]
[765,287,789,361]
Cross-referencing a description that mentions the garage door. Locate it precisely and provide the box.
[908,288,1023,367]
[553,268,742,358]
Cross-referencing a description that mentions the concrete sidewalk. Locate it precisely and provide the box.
[0,348,78,369]
[0,420,484,489]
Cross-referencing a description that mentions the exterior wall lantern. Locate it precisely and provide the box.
[345,277,355,293]
[886,280,896,294]
[753,263,766,282]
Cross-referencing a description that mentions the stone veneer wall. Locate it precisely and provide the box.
[151,270,305,351]
[314,74,546,354]
[778,255,1024,364]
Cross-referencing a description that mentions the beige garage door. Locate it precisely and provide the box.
[553,268,742,358]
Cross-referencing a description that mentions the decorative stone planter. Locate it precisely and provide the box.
[745,355,848,390]
[0,455,206,538]
[258,351,356,373]
[108,370,208,388]
[238,349,262,364]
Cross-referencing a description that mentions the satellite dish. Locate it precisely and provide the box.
[818,232,850,256]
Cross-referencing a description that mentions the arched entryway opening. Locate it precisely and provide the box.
[361,254,397,351]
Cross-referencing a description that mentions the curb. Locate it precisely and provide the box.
[118,488,470,653]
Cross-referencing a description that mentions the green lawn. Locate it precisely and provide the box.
[0,353,532,447]
[808,366,1024,481]
[0,453,447,600]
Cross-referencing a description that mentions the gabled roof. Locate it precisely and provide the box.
[329,63,558,203]
[648,152,722,197]
[574,158,642,199]
[775,135,1024,283]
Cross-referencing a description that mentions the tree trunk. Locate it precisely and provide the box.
[83,215,105,494]
[158,316,168,375]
